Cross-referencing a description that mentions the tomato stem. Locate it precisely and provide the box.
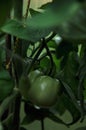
[30,45,40,57]
[6,34,12,76]
[24,0,31,19]
[23,32,56,76]
[41,119,45,130]
[12,93,21,130]
[38,50,55,61]
[46,32,56,43]
[42,38,54,76]
[24,40,45,75]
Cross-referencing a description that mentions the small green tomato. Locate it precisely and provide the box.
[28,75,61,108]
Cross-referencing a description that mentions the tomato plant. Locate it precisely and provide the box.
[0,0,86,130]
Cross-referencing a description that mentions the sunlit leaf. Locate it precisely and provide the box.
[27,0,80,28]
[29,8,41,17]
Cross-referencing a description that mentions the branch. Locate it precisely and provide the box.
[42,38,54,75]
[24,0,31,19]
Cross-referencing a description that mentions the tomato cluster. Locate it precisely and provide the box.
[19,70,61,108]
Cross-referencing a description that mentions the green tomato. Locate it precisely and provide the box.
[19,70,43,99]
[28,70,43,84]
[28,75,60,108]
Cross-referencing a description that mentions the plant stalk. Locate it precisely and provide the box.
[24,33,56,75]
[24,0,31,19]
[6,34,12,76]
[14,0,23,20]
[12,1,23,130]
[41,119,44,130]
[42,38,54,75]
[12,93,21,130]
[24,40,45,75]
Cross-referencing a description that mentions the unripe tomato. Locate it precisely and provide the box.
[28,75,60,108]
[19,70,43,99]
[28,70,43,84]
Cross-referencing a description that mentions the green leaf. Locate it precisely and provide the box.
[62,93,81,125]
[2,114,13,130]
[52,54,61,71]
[28,0,80,28]
[0,45,5,70]
[1,20,51,42]
[56,5,86,41]
[78,51,86,82]
[0,122,4,130]
[47,111,69,127]
[47,40,57,49]
[21,115,35,125]
[61,52,79,96]
[56,40,78,59]
[0,70,14,101]
[84,77,86,99]
[77,49,86,118]
[0,70,11,79]
[1,0,81,42]
[21,40,30,58]
[75,126,86,130]
[29,8,41,17]
[0,90,18,119]
[51,94,66,116]
[20,127,27,130]
[60,80,81,113]
[40,57,51,73]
